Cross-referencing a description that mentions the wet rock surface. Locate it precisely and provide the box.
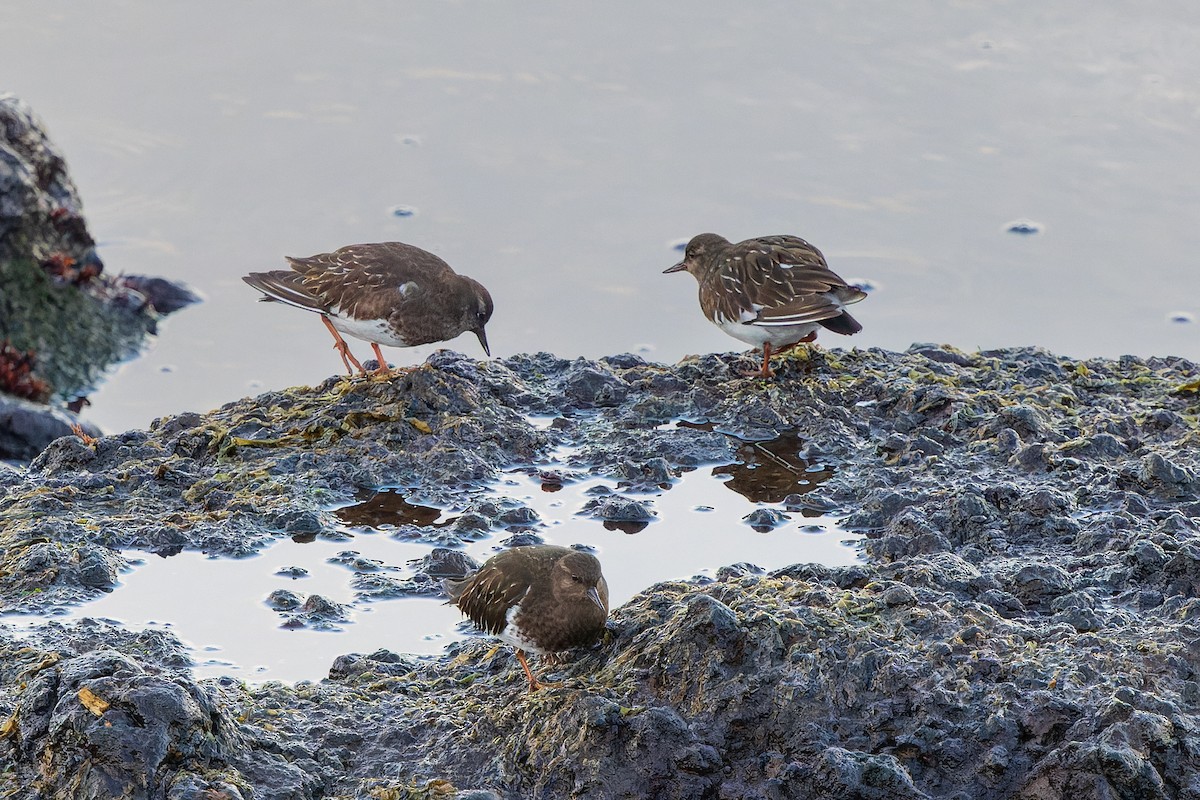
[0,94,198,457]
[2,344,1200,798]
[0,393,101,462]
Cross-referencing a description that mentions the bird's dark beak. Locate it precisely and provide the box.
[586,586,604,611]
[475,328,491,357]
[663,261,687,274]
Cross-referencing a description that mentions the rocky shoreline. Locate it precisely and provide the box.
[2,344,1200,799]
[1,93,198,460]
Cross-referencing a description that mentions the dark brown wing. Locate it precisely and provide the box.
[288,242,457,321]
[700,235,866,327]
[242,270,329,313]
[445,559,535,636]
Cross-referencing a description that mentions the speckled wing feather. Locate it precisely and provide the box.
[445,559,534,637]
[287,242,457,322]
[242,270,329,313]
[700,235,866,327]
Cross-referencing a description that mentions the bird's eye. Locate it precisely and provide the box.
[571,574,584,583]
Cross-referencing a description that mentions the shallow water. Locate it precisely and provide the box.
[4,443,860,682]
[2,2,1198,434]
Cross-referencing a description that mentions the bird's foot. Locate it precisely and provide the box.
[365,363,394,380]
[366,362,417,381]
[737,355,775,378]
[740,364,775,378]
[366,344,399,379]
[742,334,821,378]
[526,675,564,692]
[742,343,778,379]
[515,650,562,693]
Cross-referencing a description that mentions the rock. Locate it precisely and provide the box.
[0,393,100,461]
[579,495,656,523]
[562,361,629,408]
[0,94,197,435]
[2,345,1200,798]
[806,747,929,799]
[907,342,977,367]
[116,275,202,315]
[742,508,790,531]
[265,589,302,610]
[417,548,481,580]
[0,633,317,800]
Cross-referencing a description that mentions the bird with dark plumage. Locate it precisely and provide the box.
[665,232,866,377]
[243,241,493,376]
[444,545,609,692]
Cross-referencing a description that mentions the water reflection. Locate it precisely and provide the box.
[2,443,860,682]
[711,431,834,504]
[334,489,450,529]
[602,520,651,535]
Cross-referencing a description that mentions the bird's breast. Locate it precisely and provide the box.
[328,310,410,346]
[715,318,820,347]
[499,603,551,655]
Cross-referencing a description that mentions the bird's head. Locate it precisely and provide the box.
[552,551,608,613]
[461,276,493,356]
[663,233,730,276]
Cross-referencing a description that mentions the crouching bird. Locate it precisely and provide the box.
[445,545,609,691]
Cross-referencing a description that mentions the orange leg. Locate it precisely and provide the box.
[514,650,545,692]
[370,342,392,376]
[740,343,777,378]
[754,331,819,378]
[773,331,818,358]
[759,343,775,378]
[320,315,365,375]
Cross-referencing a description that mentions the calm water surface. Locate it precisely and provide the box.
[6,445,860,681]
[2,1,1197,433]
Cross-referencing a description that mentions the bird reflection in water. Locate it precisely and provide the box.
[710,431,834,506]
[332,489,451,529]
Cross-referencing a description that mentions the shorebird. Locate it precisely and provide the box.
[665,232,866,377]
[445,545,609,691]
[243,241,492,376]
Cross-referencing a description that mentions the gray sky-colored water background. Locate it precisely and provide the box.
[2,1,1197,434]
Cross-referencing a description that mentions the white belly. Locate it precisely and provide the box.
[716,319,819,348]
[499,602,549,655]
[328,312,409,347]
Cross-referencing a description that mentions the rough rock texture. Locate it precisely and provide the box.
[2,344,1200,799]
[0,392,100,461]
[0,93,198,457]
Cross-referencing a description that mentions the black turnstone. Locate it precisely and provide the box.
[444,544,609,691]
[243,241,493,376]
[665,233,866,377]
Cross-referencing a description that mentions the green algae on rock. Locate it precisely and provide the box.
[1,345,1199,798]
[0,94,198,458]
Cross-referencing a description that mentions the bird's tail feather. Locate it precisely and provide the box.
[820,310,862,335]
